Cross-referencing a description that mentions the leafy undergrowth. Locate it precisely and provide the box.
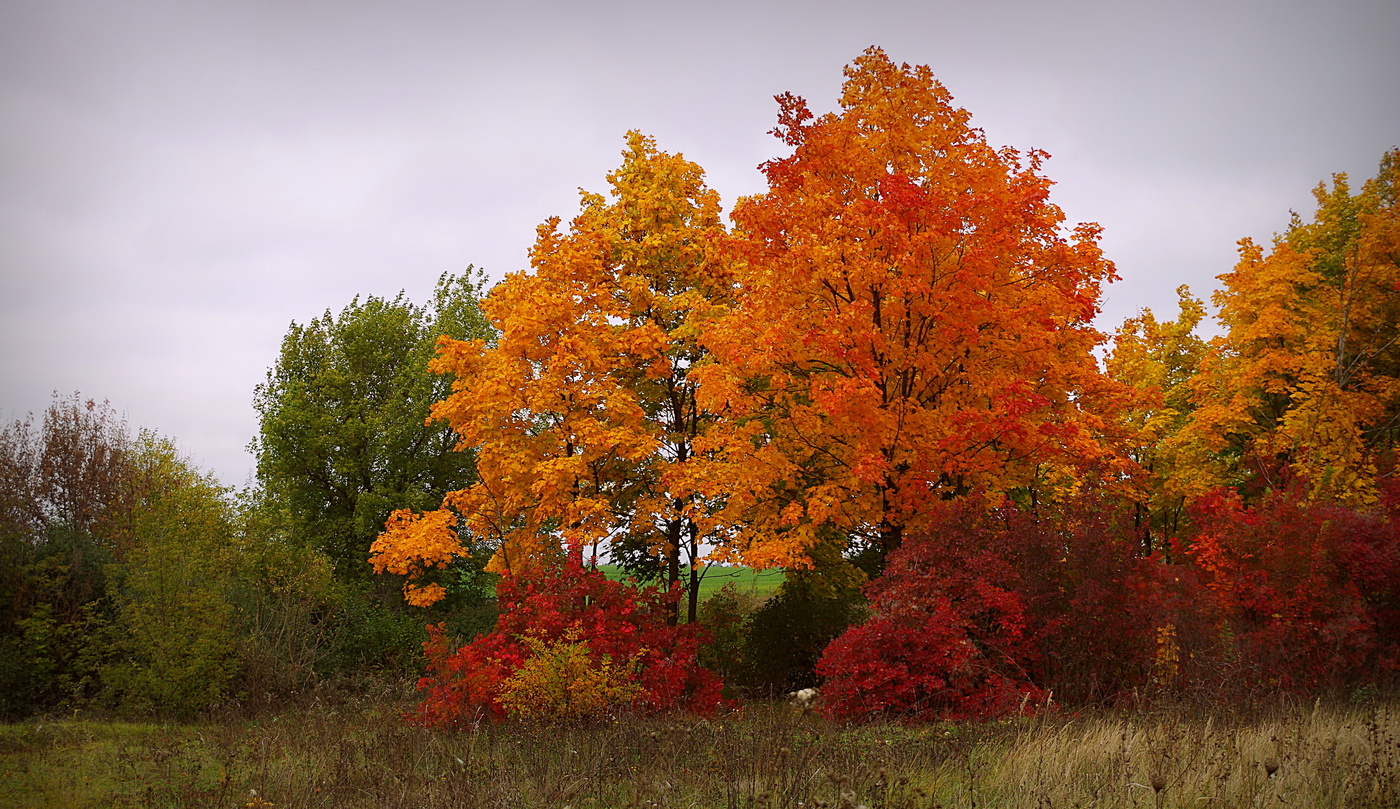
[2,698,1397,808]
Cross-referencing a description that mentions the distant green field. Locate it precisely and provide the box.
[598,564,784,602]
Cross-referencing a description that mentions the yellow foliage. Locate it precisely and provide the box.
[496,630,643,721]
[1105,286,1210,539]
[369,132,728,605]
[404,582,448,608]
[1173,150,1400,505]
[1154,624,1180,690]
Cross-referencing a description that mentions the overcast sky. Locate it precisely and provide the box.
[2,0,1397,488]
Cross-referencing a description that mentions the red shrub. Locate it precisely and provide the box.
[817,480,1400,720]
[1339,477,1400,673]
[818,495,1198,721]
[1005,498,1192,704]
[1183,484,1398,693]
[414,561,725,728]
[817,500,1044,722]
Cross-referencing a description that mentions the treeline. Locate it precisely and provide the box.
[3,48,1397,723]
[373,48,1400,723]
[0,273,502,719]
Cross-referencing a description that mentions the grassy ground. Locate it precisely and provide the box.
[3,697,1396,808]
[598,565,786,604]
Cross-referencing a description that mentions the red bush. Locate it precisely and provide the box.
[1006,498,1195,704]
[817,480,1400,720]
[817,500,1045,722]
[817,495,1203,721]
[1183,483,1399,693]
[414,561,725,728]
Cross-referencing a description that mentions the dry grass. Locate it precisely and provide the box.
[990,701,1399,808]
[1,697,1396,808]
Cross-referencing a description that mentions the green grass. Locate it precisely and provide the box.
[598,564,785,603]
[0,719,227,809]
[4,699,1397,808]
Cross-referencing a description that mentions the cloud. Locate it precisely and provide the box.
[2,0,1397,486]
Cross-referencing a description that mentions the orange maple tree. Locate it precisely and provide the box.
[688,48,1124,569]
[370,132,728,616]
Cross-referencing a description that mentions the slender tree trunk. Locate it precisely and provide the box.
[665,518,682,626]
[686,519,701,624]
[878,487,903,569]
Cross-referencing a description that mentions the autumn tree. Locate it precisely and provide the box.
[1105,286,1210,549]
[690,48,1123,570]
[0,394,139,644]
[0,394,135,714]
[252,270,492,579]
[1177,149,1400,504]
[1,396,245,716]
[371,133,728,622]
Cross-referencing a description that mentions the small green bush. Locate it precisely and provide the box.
[696,582,761,695]
[739,548,867,696]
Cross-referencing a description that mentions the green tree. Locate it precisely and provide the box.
[252,270,494,579]
[99,432,239,716]
[223,487,342,700]
[0,395,249,717]
[0,394,132,715]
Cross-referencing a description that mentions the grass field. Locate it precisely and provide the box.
[3,697,1396,808]
[597,564,786,604]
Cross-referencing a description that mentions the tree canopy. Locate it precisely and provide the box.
[370,133,728,620]
[253,270,493,578]
[1174,149,1399,504]
[690,48,1124,569]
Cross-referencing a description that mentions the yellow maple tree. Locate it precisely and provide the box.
[1105,286,1210,550]
[1176,149,1400,504]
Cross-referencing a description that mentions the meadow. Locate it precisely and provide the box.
[3,693,1395,808]
[598,565,786,605]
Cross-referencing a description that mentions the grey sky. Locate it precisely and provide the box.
[2,0,1397,488]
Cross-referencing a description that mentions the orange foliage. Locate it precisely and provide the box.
[1177,150,1400,504]
[371,132,726,602]
[690,48,1124,567]
[368,509,467,606]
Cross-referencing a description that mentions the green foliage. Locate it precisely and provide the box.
[96,433,239,717]
[325,586,430,676]
[251,269,493,579]
[0,396,130,717]
[434,550,501,642]
[226,528,340,698]
[0,603,91,716]
[223,487,360,701]
[695,582,762,695]
[1,395,416,718]
[739,546,868,696]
